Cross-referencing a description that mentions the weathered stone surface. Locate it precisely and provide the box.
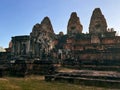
[9,60,27,77]
[67,12,83,35]
[11,36,30,56]
[30,17,54,38]
[41,17,54,34]
[11,8,120,69]
[30,23,41,38]
[59,31,64,36]
[32,59,56,75]
[89,8,107,34]
[45,70,120,88]
[30,17,55,58]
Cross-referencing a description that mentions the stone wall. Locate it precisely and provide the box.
[11,35,30,56]
[78,52,120,60]
[30,17,55,58]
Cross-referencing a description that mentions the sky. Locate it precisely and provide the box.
[0,0,120,48]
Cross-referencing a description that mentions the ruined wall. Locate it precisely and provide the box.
[79,53,120,60]
[11,36,30,56]
[101,38,115,44]
[76,39,91,45]
[74,46,84,51]
[91,35,100,44]
[66,38,75,44]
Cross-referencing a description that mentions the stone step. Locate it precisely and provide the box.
[45,71,120,88]
[80,65,120,71]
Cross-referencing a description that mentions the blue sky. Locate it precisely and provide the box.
[0,0,120,48]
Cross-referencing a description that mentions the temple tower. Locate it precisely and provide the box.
[41,17,54,34]
[89,8,107,34]
[67,12,83,35]
[30,17,55,58]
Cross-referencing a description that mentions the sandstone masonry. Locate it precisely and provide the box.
[11,8,120,61]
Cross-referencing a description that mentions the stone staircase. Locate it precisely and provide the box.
[45,70,120,88]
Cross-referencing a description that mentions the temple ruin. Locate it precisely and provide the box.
[10,8,120,62]
[0,8,120,88]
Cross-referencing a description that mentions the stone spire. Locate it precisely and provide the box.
[67,12,83,35]
[89,8,107,34]
[41,16,54,34]
[30,23,41,37]
[30,17,55,58]
[30,16,55,37]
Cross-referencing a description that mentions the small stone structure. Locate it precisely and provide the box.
[11,35,30,57]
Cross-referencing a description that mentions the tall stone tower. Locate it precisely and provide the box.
[30,17,55,58]
[41,17,54,34]
[67,12,83,35]
[89,8,107,34]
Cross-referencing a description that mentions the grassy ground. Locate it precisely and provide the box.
[0,76,110,90]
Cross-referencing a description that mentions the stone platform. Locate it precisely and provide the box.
[45,70,120,88]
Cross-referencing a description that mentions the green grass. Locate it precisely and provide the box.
[0,76,108,90]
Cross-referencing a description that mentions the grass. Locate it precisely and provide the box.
[0,76,110,90]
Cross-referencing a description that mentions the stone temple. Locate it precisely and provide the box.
[11,8,120,61]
